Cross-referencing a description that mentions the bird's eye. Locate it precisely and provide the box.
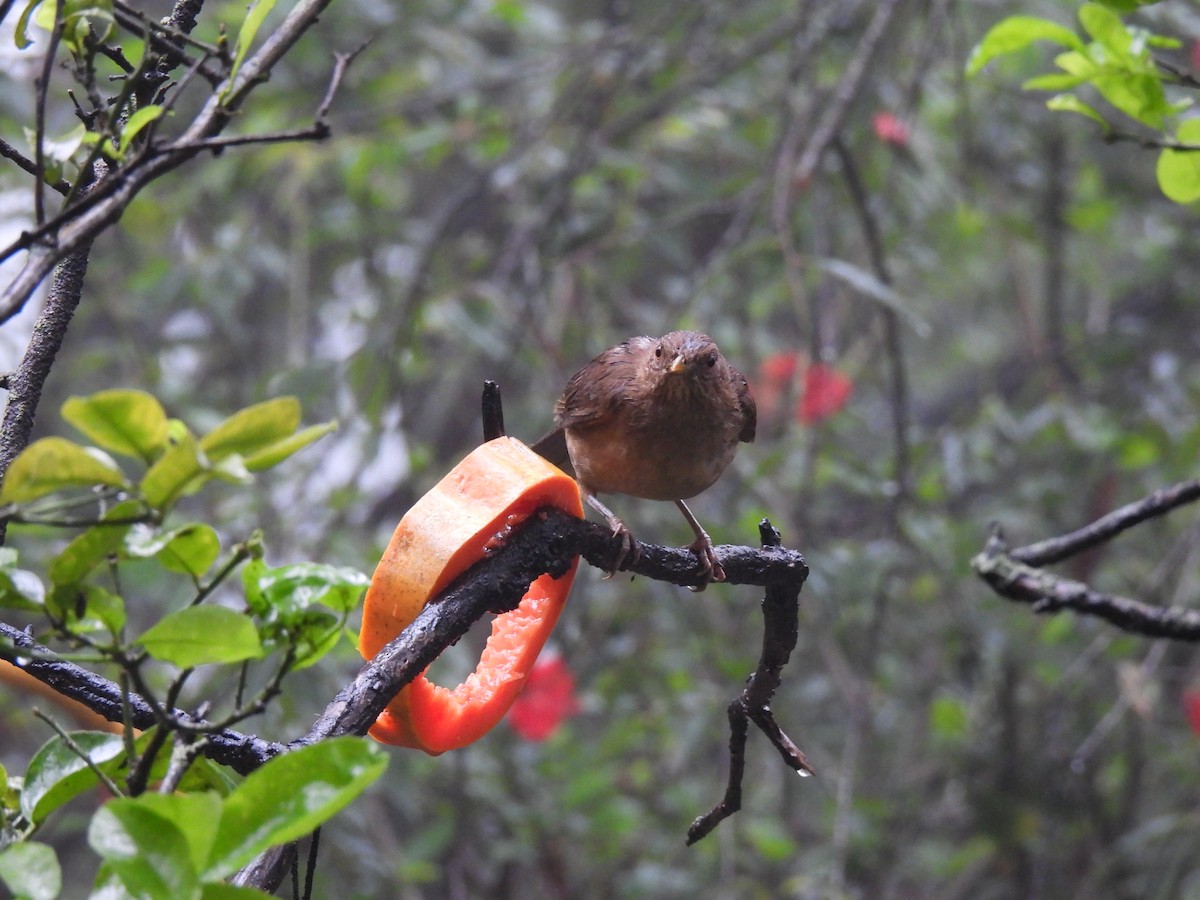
[706,352,718,367]
[655,344,663,358]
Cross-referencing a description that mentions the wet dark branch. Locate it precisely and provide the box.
[0,622,283,774]
[687,519,813,844]
[4,506,809,890]
[237,511,808,889]
[1010,480,1200,567]
[973,498,1200,641]
[2,508,809,761]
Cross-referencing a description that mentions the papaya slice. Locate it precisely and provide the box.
[359,436,582,753]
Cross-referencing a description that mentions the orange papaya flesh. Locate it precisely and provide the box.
[359,436,582,754]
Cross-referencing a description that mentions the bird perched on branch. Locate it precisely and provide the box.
[532,330,755,588]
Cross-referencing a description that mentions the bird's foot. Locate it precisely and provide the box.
[686,533,725,592]
[584,491,641,578]
[602,521,641,579]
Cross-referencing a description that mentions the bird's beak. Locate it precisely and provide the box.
[669,354,686,374]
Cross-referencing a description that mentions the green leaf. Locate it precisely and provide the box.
[89,799,200,900]
[124,523,221,578]
[0,437,128,503]
[242,560,367,667]
[1045,94,1108,128]
[61,390,169,462]
[56,584,127,635]
[203,737,387,880]
[1050,49,1096,79]
[121,792,223,875]
[198,398,300,461]
[243,560,368,619]
[31,0,56,30]
[48,499,143,586]
[1090,71,1169,129]
[226,0,278,93]
[966,16,1085,76]
[0,552,46,610]
[1157,119,1200,203]
[84,585,126,634]
[140,433,208,511]
[285,611,343,669]
[813,257,930,337]
[14,0,47,49]
[1078,3,1131,56]
[20,731,125,825]
[242,420,337,472]
[136,606,262,667]
[23,123,86,167]
[0,842,62,900]
[1022,72,1089,92]
[117,105,163,155]
[209,453,253,485]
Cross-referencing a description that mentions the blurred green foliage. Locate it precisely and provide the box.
[4,0,1200,896]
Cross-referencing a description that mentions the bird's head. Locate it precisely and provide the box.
[651,331,721,378]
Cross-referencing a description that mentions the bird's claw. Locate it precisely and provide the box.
[686,535,725,592]
[601,523,641,579]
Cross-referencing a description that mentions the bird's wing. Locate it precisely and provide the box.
[529,426,573,472]
[554,336,653,430]
[731,363,757,443]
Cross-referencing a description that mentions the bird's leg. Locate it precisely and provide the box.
[675,499,725,589]
[585,491,640,578]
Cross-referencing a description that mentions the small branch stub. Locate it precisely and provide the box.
[481,380,506,441]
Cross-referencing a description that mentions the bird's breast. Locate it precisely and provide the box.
[565,410,739,501]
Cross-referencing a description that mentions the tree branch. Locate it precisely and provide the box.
[0,0,340,324]
[0,621,286,773]
[0,211,101,545]
[1011,479,1200,567]
[972,480,1200,640]
[0,138,71,195]
[793,0,905,184]
[1,506,810,889]
[686,519,812,845]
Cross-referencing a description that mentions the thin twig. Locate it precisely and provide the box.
[793,0,905,184]
[32,707,126,797]
[834,138,912,508]
[1013,480,1200,567]
[0,0,342,323]
[34,0,65,226]
[160,125,332,154]
[0,138,71,195]
[158,734,209,794]
[973,524,1200,640]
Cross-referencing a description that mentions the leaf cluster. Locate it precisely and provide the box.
[0,392,378,898]
[969,1,1200,202]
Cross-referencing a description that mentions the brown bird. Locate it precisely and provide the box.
[532,330,756,586]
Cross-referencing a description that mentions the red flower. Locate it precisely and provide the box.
[760,351,800,383]
[754,351,801,424]
[508,653,580,741]
[872,111,910,147]
[798,363,853,423]
[1183,688,1200,735]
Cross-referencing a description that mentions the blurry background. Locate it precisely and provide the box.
[5,0,1200,896]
